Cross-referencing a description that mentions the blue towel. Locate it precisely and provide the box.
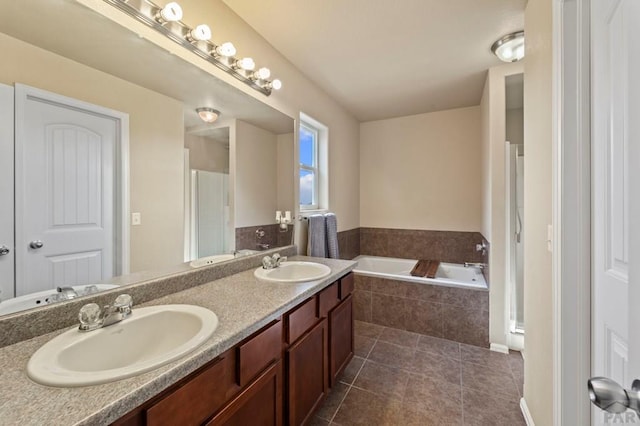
[307,214,327,257]
[325,213,339,259]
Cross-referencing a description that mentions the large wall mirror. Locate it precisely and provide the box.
[0,0,295,316]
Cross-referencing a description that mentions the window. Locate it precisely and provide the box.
[299,123,319,209]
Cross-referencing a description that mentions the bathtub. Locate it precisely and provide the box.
[353,255,487,290]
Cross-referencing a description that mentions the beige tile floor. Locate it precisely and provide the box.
[309,321,525,426]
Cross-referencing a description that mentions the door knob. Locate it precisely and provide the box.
[0,245,9,256]
[29,240,43,249]
[588,377,640,415]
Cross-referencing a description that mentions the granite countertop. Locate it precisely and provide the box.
[0,256,356,426]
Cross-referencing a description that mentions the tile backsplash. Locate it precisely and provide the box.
[235,224,293,251]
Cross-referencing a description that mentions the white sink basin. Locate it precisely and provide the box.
[254,261,331,283]
[27,305,218,387]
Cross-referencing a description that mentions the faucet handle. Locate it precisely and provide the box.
[113,294,133,315]
[79,303,102,331]
[262,256,275,269]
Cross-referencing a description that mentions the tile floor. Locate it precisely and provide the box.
[309,321,525,426]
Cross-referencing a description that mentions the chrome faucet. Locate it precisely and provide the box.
[464,262,487,270]
[262,253,287,269]
[78,294,133,332]
[56,286,78,300]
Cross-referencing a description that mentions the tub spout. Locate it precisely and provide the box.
[464,262,487,270]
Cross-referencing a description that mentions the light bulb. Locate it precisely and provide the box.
[214,42,236,57]
[236,57,255,71]
[501,46,513,61]
[515,44,525,60]
[269,79,282,90]
[189,24,211,42]
[253,67,271,80]
[157,2,183,22]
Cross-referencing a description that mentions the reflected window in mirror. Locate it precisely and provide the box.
[299,113,328,211]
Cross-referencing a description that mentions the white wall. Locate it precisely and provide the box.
[507,108,524,146]
[523,0,554,423]
[185,134,229,174]
[235,120,278,227]
[479,62,525,349]
[0,32,185,273]
[277,133,295,214]
[360,106,482,232]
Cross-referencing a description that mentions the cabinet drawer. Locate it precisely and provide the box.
[318,282,339,318]
[146,356,228,426]
[339,273,354,300]
[286,296,318,344]
[237,320,282,387]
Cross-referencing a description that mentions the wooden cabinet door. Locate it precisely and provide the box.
[286,319,328,426]
[329,295,354,387]
[206,360,282,426]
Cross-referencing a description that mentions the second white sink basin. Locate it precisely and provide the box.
[254,261,331,283]
[27,304,218,387]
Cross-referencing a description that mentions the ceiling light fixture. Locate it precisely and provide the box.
[491,31,525,63]
[155,1,182,23]
[104,0,282,96]
[188,24,211,42]
[196,107,220,123]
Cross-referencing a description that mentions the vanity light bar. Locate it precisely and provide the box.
[103,0,282,96]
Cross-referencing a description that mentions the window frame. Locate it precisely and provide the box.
[299,122,320,210]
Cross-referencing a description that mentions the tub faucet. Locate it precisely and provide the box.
[56,286,78,300]
[464,262,487,270]
[78,294,133,332]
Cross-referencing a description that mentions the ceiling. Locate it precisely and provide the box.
[223,0,526,122]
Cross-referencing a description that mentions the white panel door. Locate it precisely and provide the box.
[15,85,117,296]
[592,0,640,423]
[0,84,14,301]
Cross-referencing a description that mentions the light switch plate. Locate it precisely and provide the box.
[132,212,141,226]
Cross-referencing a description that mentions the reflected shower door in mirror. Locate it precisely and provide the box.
[184,127,232,260]
[0,0,296,316]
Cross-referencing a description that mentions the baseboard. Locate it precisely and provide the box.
[490,343,510,354]
[520,398,535,426]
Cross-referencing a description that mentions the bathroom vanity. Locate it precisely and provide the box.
[0,256,355,426]
[114,273,354,426]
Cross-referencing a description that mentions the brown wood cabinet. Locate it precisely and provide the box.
[112,272,354,426]
[328,294,354,386]
[206,360,282,426]
[286,319,328,426]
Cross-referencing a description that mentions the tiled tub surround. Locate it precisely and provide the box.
[309,321,525,425]
[337,227,361,260]
[0,245,297,348]
[235,224,294,250]
[360,228,488,266]
[0,256,356,425]
[353,274,490,347]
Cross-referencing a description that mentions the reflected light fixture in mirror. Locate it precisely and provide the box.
[196,107,221,123]
[491,31,525,63]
